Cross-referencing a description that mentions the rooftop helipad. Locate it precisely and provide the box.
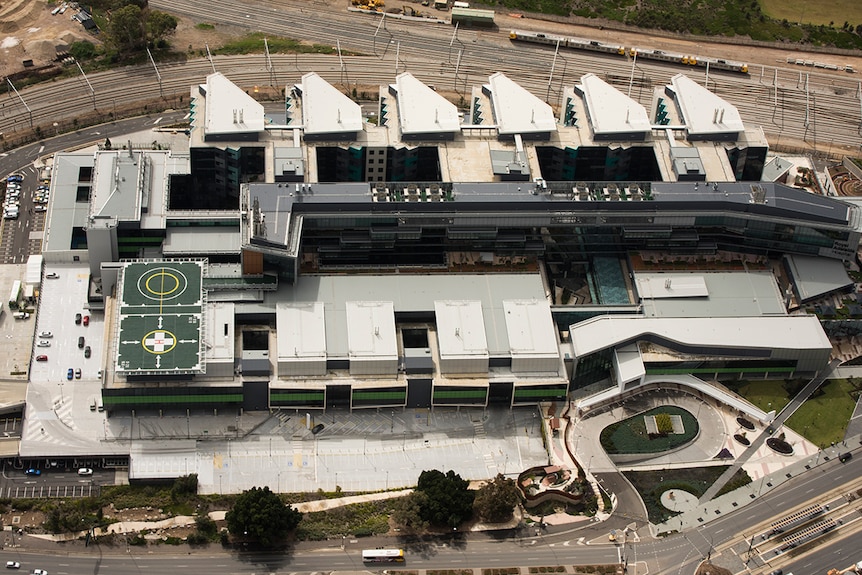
[115,261,205,375]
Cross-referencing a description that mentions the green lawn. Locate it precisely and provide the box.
[785,379,858,447]
[723,380,791,415]
[623,467,751,523]
[759,0,862,27]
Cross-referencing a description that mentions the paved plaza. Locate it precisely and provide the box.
[128,406,549,494]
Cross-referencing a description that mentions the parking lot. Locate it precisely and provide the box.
[28,266,100,386]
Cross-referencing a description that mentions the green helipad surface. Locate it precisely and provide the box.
[116,261,205,374]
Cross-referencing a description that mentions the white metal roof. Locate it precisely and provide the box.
[669,74,744,137]
[577,73,651,138]
[636,274,709,299]
[91,150,142,221]
[488,72,557,136]
[435,300,489,359]
[614,343,645,385]
[276,301,327,359]
[299,72,363,136]
[395,72,460,135]
[163,228,241,255]
[502,300,558,358]
[204,72,265,136]
[570,314,830,358]
[203,302,235,362]
[345,301,398,359]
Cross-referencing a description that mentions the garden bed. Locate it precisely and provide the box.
[600,406,699,454]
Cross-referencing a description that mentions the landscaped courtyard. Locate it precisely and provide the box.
[599,406,699,454]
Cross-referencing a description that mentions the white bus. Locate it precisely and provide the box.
[362,549,405,563]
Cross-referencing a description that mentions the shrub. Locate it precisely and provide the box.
[654,413,673,434]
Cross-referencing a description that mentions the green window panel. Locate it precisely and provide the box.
[646,366,795,375]
[433,389,487,399]
[103,394,242,405]
[352,391,407,400]
[270,392,326,401]
[513,387,568,398]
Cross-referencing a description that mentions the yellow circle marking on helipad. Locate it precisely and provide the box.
[145,271,181,296]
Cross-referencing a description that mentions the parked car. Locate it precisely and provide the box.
[24,468,41,476]
[312,423,325,435]
[67,368,74,380]
[38,331,53,338]
[75,368,81,379]
[36,340,51,347]
[45,272,59,279]
[77,468,93,476]
[83,315,90,326]
[84,346,91,358]
[75,313,82,325]
[78,336,85,348]
[35,355,48,362]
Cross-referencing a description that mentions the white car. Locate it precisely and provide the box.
[33,570,47,575]
[36,340,51,347]
[39,331,53,338]
[5,561,20,569]
[77,468,93,476]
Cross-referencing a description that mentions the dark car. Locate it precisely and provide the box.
[78,336,85,349]
[67,368,74,380]
[36,355,48,362]
[24,468,41,476]
[311,423,325,435]
[84,345,91,358]
[75,313,82,325]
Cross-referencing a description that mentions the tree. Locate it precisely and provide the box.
[171,473,198,501]
[146,11,178,45]
[225,486,302,547]
[415,469,474,528]
[108,4,145,51]
[391,490,429,531]
[473,474,522,523]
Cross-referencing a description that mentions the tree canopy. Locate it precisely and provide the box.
[225,486,302,547]
[415,469,474,528]
[473,474,522,523]
[105,1,177,53]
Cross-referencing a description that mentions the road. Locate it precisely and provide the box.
[1,0,860,153]
[4,447,857,574]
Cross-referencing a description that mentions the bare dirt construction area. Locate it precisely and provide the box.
[0,0,246,80]
[0,0,93,78]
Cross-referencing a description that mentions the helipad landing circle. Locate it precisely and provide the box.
[142,329,178,355]
[136,267,189,302]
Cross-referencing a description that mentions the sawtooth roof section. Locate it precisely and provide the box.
[668,74,744,139]
[488,72,557,136]
[299,72,363,136]
[395,72,460,136]
[204,72,265,137]
[577,73,652,139]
